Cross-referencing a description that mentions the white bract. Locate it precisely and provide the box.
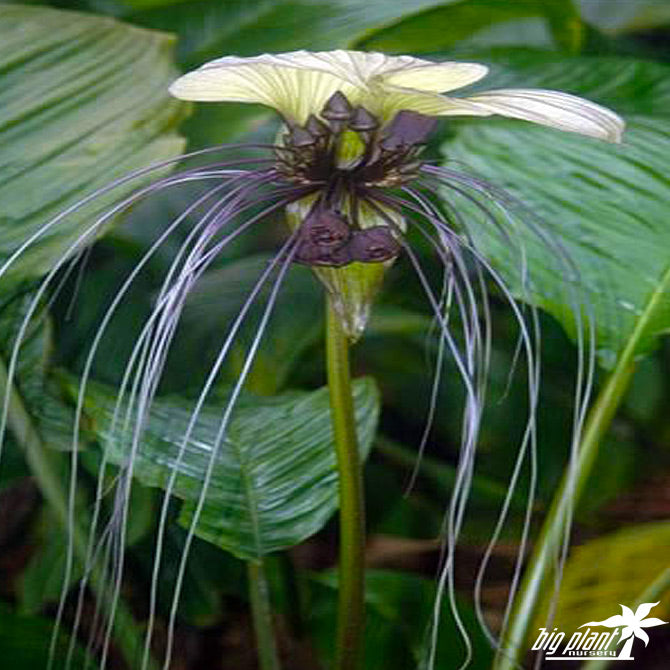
[170,49,624,142]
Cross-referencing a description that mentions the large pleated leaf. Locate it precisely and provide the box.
[85,378,380,560]
[440,51,670,367]
[0,5,188,284]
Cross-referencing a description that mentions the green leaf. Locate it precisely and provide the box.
[175,255,324,395]
[20,512,83,616]
[0,601,90,668]
[440,51,670,367]
[0,289,79,452]
[0,5,188,284]
[126,0,453,68]
[84,378,380,560]
[534,522,670,636]
[357,0,584,54]
[309,569,494,669]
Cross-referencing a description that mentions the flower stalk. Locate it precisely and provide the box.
[248,560,282,670]
[326,297,366,670]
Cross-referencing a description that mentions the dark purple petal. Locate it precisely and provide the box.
[380,110,438,150]
[321,91,353,121]
[349,106,379,132]
[294,239,352,267]
[301,207,351,248]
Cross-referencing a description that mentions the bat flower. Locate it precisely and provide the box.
[170,49,624,338]
[0,49,625,670]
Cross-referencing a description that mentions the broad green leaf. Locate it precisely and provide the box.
[0,601,90,668]
[172,254,431,395]
[309,569,494,669]
[84,378,380,560]
[133,525,238,626]
[0,289,84,455]
[534,522,670,636]
[0,5,188,284]
[175,256,324,395]
[126,0,453,68]
[358,0,584,54]
[440,51,670,367]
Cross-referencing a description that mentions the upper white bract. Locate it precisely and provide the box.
[169,49,624,142]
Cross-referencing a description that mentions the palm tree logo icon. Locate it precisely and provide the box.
[581,602,667,660]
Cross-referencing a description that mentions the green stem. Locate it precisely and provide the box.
[326,299,366,670]
[276,553,305,638]
[494,356,637,669]
[247,560,282,670]
[0,357,156,669]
